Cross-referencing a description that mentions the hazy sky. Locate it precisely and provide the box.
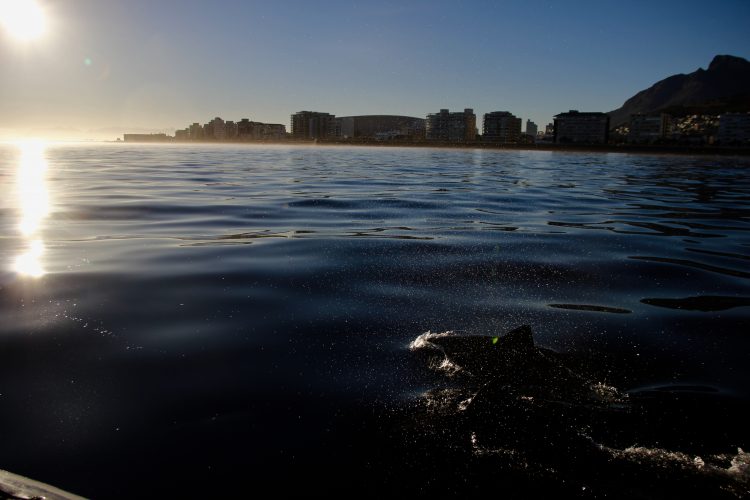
[1,0,749,140]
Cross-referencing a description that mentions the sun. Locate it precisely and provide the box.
[0,0,46,42]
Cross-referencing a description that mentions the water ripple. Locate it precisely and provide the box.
[1,144,749,498]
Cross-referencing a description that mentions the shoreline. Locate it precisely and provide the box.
[117,139,750,156]
[319,140,750,157]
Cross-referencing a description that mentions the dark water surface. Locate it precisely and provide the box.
[1,143,749,498]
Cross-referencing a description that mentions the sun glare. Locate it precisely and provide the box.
[17,140,50,236]
[0,0,46,42]
[13,140,50,278]
[14,239,45,278]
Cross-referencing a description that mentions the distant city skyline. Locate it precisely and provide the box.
[1,0,749,140]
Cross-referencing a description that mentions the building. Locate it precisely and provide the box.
[671,114,719,143]
[628,113,670,143]
[203,121,214,140]
[336,115,425,140]
[225,120,238,140]
[482,111,522,143]
[189,123,204,140]
[425,108,476,142]
[536,122,555,143]
[553,110,610,144]
[525,120,538,138]
[208,117,226,140]
[237,118,253,139]
[238,119,287,140]
[258,123,286,140]
[291,111,336,139]
[717,112,750,144]
[123,133,170,142]
[150,117,285,142]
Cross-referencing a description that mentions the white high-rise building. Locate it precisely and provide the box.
[525,119,538,137]
[210,117,226,140]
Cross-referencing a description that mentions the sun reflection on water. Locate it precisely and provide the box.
[13,140,50,278]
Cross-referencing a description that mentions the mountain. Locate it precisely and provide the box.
[608,55,750,127]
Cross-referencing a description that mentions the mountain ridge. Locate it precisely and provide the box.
[608,55,750,127]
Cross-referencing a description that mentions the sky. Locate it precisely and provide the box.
[1,0,749,140]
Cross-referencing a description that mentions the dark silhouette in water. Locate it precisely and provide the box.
[405,326,750,498]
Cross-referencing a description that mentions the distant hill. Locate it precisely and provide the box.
[608,55,750,127]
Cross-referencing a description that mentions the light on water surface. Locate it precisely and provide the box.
[13,140,50,277]
[13,239,45,278]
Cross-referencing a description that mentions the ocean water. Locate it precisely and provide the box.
[0,142,748,498]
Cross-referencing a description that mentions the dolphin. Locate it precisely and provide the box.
[408,325,750,498]
[411,325,601,403]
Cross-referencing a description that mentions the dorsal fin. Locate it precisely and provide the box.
[498,325,534,351]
